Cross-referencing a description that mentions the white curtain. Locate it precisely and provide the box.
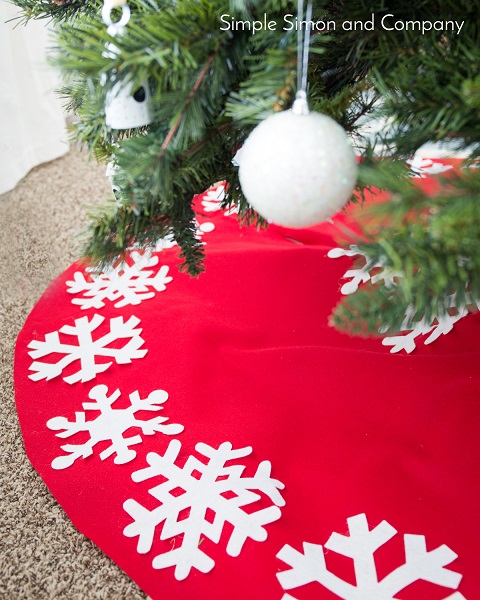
[0,0,68,195]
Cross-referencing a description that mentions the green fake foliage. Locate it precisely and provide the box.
[10,0,480,335]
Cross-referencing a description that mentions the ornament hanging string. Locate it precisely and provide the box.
[294,0,313,115]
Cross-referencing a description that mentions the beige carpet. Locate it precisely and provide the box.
[0,149,147,598]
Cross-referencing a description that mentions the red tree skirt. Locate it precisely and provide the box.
[14,164,480,599]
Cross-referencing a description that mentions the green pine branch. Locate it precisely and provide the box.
[10,0,480,335]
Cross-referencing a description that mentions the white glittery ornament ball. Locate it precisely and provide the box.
[238,104,357,228]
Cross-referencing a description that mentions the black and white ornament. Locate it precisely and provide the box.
[102,0,152,130]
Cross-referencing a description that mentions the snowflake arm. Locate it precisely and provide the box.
[277,542,355,598]
[325,514,397,591]
[66,271,93,295]
[124,449,218,565]
[327,246,381,295]
[382,319,436,353]
[328,246,400,295]
[123,499,168,555]
[123,440,184,553]
[382,295,473,354]
[407,157,454,178]
[47,413,95,469]
[200,184,238,217]
[423,306,468,345]
[127,390,184,436]
[229,458,286,508]
[66,272,115,310]
[152,546,215,580]
[378,535,462,596]
[28,314,112,382]
[94,316,147,364]
[28,332,92,381]
[107,261,172,308]
[277,514,397,598]
[221,459,285,556]
[327,247,361,259]
[129,438,184,485]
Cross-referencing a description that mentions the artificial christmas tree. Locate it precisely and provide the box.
[10,0,480,335]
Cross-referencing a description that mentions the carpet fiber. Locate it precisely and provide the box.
[0,150,147,599]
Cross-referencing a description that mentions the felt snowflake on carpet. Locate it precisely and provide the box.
[277,513,465,600]
[123,439,285,580]
[328,245,474,353]
[47,384,184,469]
[201,184,238,216]
[28,314,147,384]
[66,251,173,310]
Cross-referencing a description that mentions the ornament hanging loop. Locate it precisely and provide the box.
[292,0,313,116]
[102,0,130,33]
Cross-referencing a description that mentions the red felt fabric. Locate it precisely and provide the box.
[14,160,480,599]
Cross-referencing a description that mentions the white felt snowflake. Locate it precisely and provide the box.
[201,184,238,216]
[123,439,285,580]
[152,234,177,251]
[381,299,471,354]
[277,513,465,600]
[327,246,401,295]
[328,245,474,353]
[407,156,454,178]
[47,384,184,469]
[66,251,173,310]
[28,314,147,384]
